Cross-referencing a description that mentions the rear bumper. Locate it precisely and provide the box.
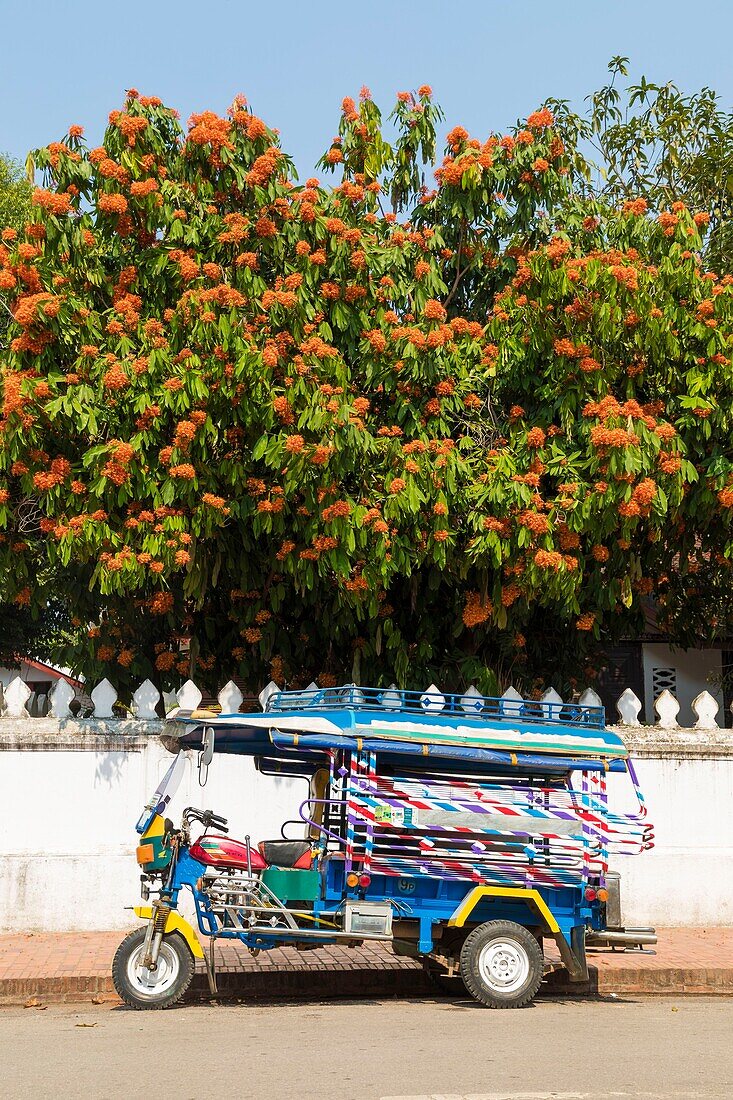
[586,927,657,949]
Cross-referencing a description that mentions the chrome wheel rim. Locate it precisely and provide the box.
[126,941,180,999]
[478,938,530,994]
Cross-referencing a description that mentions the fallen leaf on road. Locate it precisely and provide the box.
[75,1022,98,1027]
[90,996,105,1005]
[23,998,42,1009]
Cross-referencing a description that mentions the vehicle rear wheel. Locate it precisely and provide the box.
[112,927,194,1010]
[459,920,544,1009]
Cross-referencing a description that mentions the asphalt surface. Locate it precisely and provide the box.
[1,995,731,1099]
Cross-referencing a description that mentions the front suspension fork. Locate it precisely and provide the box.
[142,900,171,970]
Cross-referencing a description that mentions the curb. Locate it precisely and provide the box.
[2,963,733,1006]
[0,966,430,1006]
[543,964,733,997]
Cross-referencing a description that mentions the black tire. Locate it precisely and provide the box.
[112,927,195,1010]
[459,920,544,1009]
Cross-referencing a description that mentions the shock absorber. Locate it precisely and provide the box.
[142,900,171,970]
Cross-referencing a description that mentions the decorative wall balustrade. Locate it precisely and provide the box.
[0,674,728,730]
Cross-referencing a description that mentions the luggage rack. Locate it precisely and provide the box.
[266,685,606,731]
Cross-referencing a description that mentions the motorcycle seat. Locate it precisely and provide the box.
[257,839,312,869]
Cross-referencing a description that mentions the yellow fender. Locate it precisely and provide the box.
[448,886,560,932]
[133,906,205,959]
[447,886,586,981]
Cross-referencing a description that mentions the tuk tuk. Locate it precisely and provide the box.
[112,684,655,1009]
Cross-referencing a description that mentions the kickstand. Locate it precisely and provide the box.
[205,936,218,996]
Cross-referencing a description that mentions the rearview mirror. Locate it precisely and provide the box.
[198,727,215,787]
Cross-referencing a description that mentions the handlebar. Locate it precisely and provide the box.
[183,807,229,833]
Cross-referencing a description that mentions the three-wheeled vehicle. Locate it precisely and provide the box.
[113,684,655,1009]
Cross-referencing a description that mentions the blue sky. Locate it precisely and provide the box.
[3,0,733,175]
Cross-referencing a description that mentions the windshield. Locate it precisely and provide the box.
[136,751,187,834]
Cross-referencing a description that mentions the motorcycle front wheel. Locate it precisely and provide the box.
[112,926,194,1010]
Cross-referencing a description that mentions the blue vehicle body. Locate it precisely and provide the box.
[119,684,654,1008]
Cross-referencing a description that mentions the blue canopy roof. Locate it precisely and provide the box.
[172,685,628,775]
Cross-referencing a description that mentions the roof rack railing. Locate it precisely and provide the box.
[265,684,605,730]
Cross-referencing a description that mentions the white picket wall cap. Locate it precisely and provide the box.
[91,678,118,719]
[4,671,733,739]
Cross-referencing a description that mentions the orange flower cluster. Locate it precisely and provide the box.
[558,525,580,550]
[170,463,196,480]
[483,516,511,536]
[129,178,159,197]
[313,535,338,552]
[321,500,352,521]
[110,111,149,145]
[102,441,135,486]
[517,510,550,535]
[658,451,682,474]
[273,396,294,424]
[590,426,639,449]
[32,456,72,492]
[155,651,177,671]
[534,549,564,571]
[526,427,545,448]
[423,299,447,322]
[658,211,679,235]
[13,292,60,328]
[526,108,554,128]
[576,613,596,631]
[149,592,174,615]
[32,189,73,216]
[463,591,492,628]
[310,445,333,465]
[623,198,648,216]
[633,479,657,508]
[103,364,129,390]
[247,147,281,187]
[553,338,578,358]
[98,193,128,215]
[186,111,233,154]
[609,264,638,291]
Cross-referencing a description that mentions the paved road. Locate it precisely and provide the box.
[1,996,731,1099]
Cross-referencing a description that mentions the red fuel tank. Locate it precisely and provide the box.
[190,835,267,871]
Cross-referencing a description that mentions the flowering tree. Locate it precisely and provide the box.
[550,56,733,274]
[2,86,733,696]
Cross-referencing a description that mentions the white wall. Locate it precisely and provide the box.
[642,643,724,727]
[1,728,732,931]
[0,739,303,932]
[608,754,733,926]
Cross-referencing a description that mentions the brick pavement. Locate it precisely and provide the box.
[0,927,731,1004]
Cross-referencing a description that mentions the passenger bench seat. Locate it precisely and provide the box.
[258,840,312,869]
